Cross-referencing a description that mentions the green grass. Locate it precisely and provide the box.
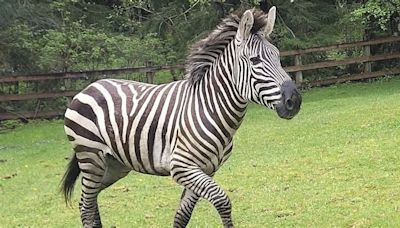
[1,77,400,227]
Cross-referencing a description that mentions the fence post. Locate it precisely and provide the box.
[294,54,303,85]
[145,61,155,84]
[363,44,372,73]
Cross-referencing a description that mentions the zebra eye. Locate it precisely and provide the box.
[250,56,262,65]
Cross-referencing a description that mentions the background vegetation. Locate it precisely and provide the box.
[1,77,400,227]
[0,0,399,117]
[0,0,399,75]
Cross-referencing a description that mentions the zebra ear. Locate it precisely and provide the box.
[235,10,254,46]
[263,6,276,37]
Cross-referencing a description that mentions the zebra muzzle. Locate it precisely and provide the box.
[275,81,302,119]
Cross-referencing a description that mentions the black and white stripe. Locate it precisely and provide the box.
[61,8,301,228]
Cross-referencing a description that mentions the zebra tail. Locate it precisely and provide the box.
[60,154,80,205]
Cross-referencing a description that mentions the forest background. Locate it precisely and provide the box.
[1,0,399,76]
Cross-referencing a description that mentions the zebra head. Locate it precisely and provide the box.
[233,7,302,119]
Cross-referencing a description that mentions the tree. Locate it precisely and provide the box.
[351,0,400,34]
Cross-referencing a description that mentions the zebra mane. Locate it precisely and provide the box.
[185,9,268,83]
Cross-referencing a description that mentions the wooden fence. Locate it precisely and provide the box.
[0,36,399,121]
[280,36,400,86]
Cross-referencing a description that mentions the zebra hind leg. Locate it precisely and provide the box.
[171,167,233,228]
[78,200,102,228]
[77,149,105,228]
[173,188,200,228]
[78,151,130,228]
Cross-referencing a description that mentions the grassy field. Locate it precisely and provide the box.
[1,77,400,227]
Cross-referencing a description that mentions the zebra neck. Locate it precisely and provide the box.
[191,52,248,138]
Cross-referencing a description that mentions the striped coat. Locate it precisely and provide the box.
[62,7,301,228]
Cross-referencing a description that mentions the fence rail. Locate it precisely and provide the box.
[308,67,400,87]
[280,36,400,56]
[0,65,184,83]
[1,36,399,121]
[284,52,400,73]
[0,91,79,102]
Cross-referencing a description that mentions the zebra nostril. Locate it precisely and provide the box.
[285,98,294,111]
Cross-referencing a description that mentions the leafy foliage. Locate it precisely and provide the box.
[0,0,172,74]
[350,0,400,31]
[0,0,398,75]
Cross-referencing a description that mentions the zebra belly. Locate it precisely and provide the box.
[125,142,172,176]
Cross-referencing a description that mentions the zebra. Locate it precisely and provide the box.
[61,7,301,228]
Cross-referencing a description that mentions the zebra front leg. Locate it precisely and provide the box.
[173,188,200,228]
[171,167,233,228]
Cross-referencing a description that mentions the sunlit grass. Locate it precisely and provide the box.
[1,77,400,227]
